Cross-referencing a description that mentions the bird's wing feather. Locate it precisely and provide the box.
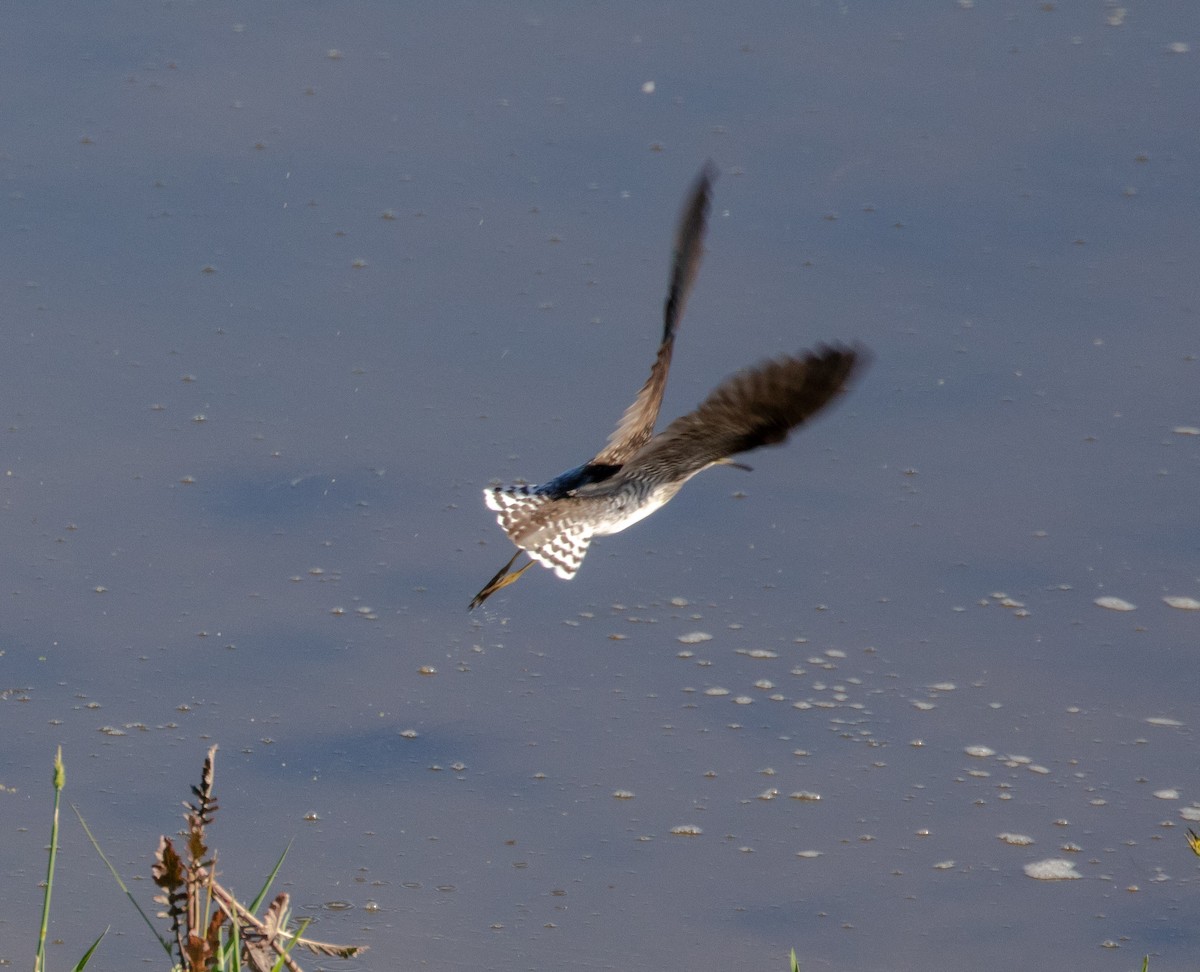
[616,344,865,482]
[592,162,716,465]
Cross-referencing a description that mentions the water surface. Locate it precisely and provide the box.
[3,4,1198,970]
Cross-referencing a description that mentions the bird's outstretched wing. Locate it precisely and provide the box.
[612,344,865,483]
[592,162,716,466]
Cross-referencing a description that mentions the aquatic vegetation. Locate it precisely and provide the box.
[35,746,365,972]
[34,746,105,972]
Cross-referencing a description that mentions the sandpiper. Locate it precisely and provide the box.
[470,165,864,609]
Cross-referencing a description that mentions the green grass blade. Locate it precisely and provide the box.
[68,927,109,971]
[227,908,242,972]
[71,804,173,957]
[270,917,312,972]
[216,899,242,971]
[789,948,800,972]
[245,839,293,914]
[34,747,66,972]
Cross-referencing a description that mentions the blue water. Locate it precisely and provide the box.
[2,4,1198,970]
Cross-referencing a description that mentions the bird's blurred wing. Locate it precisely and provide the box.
[621,344,865,482]
[593,162,716,465]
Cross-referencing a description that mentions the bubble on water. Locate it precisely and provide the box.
[1024,859,1081,880]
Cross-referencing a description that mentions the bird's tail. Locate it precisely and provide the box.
[483,486,595,579]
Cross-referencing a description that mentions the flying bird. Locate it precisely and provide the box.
[470,164,864,609]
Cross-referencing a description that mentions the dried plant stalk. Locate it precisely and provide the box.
[150,744,365,971]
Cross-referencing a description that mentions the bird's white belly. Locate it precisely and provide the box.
[592,485,682,537]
